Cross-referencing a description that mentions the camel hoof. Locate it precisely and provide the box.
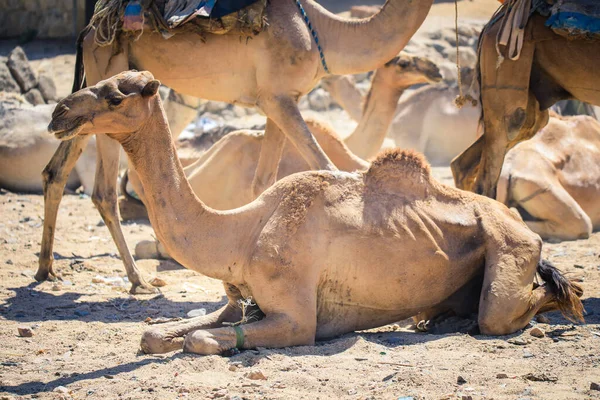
[416,320,430,332]
[130,281,160,295]
[183,330,222,355]
[140,328,183,354]
[34,269,56,282]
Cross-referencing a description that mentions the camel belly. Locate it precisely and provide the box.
[314,233,484,339]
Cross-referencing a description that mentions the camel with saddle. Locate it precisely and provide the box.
[452,0,600,198]
[37,0,437,293]
[49,70,583,354]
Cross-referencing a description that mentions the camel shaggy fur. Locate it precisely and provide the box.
[38,0,436,293]
[497,113,600,241]
[49,71,583,354]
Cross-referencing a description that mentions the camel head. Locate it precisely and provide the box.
[49,70,161,141]
[380,53,442,89]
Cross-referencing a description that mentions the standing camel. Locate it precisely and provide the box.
[37,0,436,293]
[49,71,583,354]
[451,12,600,198]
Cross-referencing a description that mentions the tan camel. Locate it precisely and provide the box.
[38,0,436,293]
[497,113,600,241]
[0,89,198,195]
[452,13,600,198]
[0,100,97,194]
[327,66,480,164]
[49,71,583,354]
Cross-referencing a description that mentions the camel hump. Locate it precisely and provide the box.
[365,149,432,195]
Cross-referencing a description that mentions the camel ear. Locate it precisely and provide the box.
[142,80,161,97]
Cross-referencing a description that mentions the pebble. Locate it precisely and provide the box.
[245,369,267,380]
[508,337,529,345]
[496,373,509,379]
[187,308,207,318]
[53,386,69,394]
[52,283,62,291]
[229,365,238,372]
[17,326,33,337]
[347,389,357,395]
[457,376,467,384]
[74,310,90,317]
[150,277,167,287]
[591,382,600,391]
[523,351,534,358]
[529,327,545,338]
[536,315,550,324]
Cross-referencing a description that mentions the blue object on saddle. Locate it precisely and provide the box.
[545,11,600,36]
[211,0,260,18]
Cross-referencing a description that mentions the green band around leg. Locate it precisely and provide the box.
[233,325,244,349]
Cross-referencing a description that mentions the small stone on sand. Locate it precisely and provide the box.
[17,326,33,337]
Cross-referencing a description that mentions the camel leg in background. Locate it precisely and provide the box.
[251,119,286,198]
[36,136,91,282]
[92,134,154,293]
[83,38,155,294]
[254,95,336,195]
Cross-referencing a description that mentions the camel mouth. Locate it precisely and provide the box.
[50,124,84,141]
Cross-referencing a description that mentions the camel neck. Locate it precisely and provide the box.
[344,72,406,160]
[120,98,240,282]
[305,0,435,75]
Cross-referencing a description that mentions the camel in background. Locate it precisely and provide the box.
[325,66,479,165]
[497,113,600,241]
[49,70,583,354]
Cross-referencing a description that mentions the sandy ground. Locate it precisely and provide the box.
[2,0,600,398]
[1,178,599,400]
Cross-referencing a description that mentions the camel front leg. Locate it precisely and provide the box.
[251,119,286,198]
[37,136,91,282]
[184,313,316,355]
[141,302,243,354]
[260,95,336,172]
[93,134,155,294]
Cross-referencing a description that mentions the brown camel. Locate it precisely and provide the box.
[49,71,583,354]
[497,113,600,241]
[37,0,436,293]
[451,12,600,197]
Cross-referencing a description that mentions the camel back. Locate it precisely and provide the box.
[89,0,268,48]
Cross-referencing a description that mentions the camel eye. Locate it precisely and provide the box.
[108,97,123,106]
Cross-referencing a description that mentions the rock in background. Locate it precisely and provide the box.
[0,46,58,106]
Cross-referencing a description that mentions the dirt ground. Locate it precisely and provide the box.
[1,171,599,400]
[1,0,600,398]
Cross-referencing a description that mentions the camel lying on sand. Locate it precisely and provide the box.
[0,99,97,194]
[497,113,600,241]
[49,71,583,354]
[452,13,600,198]
[0,90,199,194]
[38,0,436,293]
[325,67,480,165]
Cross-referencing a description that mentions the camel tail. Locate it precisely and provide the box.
[537,259,584,323]
[72,26,91,93]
